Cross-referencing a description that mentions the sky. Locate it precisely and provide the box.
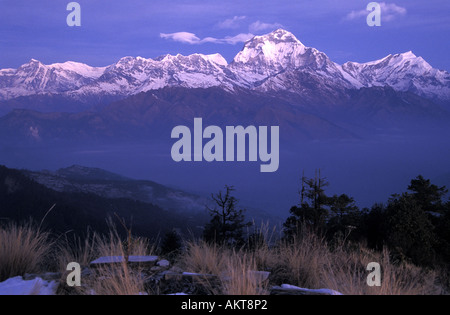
[0,0,449,70]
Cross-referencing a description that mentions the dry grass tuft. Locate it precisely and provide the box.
[182,240,229,276]
[181,242,269,295]
[0,222,52,282]
[56,232,99,273]
[179,227,443,295]
[57,223,156,295]
[86,263,147,296]
[271,233,329,289]
[87,229,153,295]
[322,246,440,295]
[221,252,268,295]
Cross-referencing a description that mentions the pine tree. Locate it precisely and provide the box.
[327,194,360,240]
[283,170,331,238]
[203,186,251,246]
[385,193,437,266]
[407,175,448,213]
[160,229,183,257]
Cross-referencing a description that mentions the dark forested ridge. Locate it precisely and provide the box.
[0,165,207,239]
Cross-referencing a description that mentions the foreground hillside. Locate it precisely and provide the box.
[0,222,447,295]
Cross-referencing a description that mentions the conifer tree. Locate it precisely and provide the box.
[203,186,251,246]
[284,170,331,238]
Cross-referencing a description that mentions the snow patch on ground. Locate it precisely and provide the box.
[0,276,58,295]
[280,284,343,295]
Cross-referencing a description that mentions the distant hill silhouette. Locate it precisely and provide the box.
[0,165,207,238]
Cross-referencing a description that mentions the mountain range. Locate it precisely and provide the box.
[1,29,449,104]
[0,29,449,143]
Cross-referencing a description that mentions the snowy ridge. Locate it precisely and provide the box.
[341,51,450,100]
[0,29,449,103]
[66,53,232,100]
[0,59,107,100]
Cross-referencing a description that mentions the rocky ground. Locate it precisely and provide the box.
[0,255,342,296]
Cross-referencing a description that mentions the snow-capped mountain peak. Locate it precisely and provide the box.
[253,28,305,46]
[231,29,308,73]
[155,53,228,70]
[229,28,342,90]
[49,61,107,79]
[202,53,228,67]
[229,29,348,92]
[342,51,432,78]
[340,50,449,100]
[0,59,107,100]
